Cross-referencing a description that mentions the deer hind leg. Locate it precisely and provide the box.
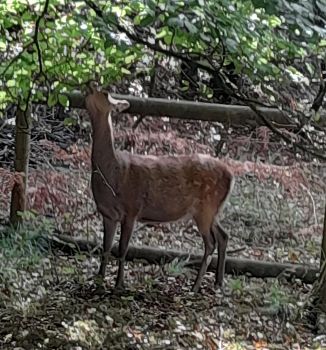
[115,216,135,289]
[99,217,118,277]
[211,221,229,288]
[192,215,216,293]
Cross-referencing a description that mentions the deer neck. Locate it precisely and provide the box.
[91,111,118,169]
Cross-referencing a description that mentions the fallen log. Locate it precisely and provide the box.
[67,91,297,128]
[49,234,319,284]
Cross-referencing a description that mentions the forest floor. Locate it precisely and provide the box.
[0,108,326,349]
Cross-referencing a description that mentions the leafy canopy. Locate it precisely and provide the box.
[0,0,325,112]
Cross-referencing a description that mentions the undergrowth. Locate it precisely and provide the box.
[0,211,54,286]
[0,212,323,349]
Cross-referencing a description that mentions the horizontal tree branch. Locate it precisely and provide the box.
[50,234,319,284]
[67,91,297,128]
[67,89,326,160]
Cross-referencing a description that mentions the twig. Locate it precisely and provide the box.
[93,163,117,197]
[226,246,246,255]
[302,183,318,226]
[33,0,50,76]
[242,98,326,161]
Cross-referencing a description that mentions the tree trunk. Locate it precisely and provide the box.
[321,199,326,268]
[318,200,326,313]
[308,199,326,332]
[9,106,31,226]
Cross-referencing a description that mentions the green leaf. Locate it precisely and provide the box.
[20,53,33,64]
[105,12,118,26]
[0,91,6,101]
[163,33,173,45]
[58,94,69,107]
[269,15,282,28]
[35,90,45,101]
[147,0,157,11]
[121,67,131,74]
[140,14,155,26]
[133,15,141,25]
[0,40,6,51]
[125,55,135,64]
[167,17,183,27]
[225,38,238,52]
[7,80,16,88]
[48,93,57,107]
[251,0,267,8]
[64,117,76,126]
[156,27,169,39]
[319,39,326,47]
[184,20,197,34]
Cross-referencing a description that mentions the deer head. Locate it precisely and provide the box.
[85,82,130,120]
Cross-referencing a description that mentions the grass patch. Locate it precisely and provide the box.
[0,211,54,283]
[0,213,58,320]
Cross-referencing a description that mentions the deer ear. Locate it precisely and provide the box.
[107,93,130,112]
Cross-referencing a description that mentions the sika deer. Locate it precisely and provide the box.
[85,83,234,292]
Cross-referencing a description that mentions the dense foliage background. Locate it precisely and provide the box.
[0,0,325,108]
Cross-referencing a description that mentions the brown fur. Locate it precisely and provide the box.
[85,85,234,292]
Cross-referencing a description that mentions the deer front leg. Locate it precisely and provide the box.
[99,217,118,278]
[115,216,135,289]
[192,231,215,293]
[212,222,228,288]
